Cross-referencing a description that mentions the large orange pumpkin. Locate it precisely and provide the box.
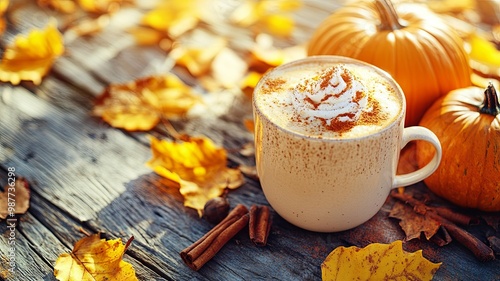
[307,0,472,126]
[416,84,500,211]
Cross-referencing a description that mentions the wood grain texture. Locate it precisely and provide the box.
[0,0,499,280]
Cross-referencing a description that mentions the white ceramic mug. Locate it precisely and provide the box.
[253,56,442,232]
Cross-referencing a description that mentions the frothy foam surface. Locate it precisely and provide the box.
[254,62,402,139]
[292,65,367,123]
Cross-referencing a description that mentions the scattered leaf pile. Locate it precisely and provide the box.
[54,233,137,281]
[321,240,441,281]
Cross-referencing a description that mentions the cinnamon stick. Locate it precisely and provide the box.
[433,206,478,226]
[249,205,272,246]
[180,204,249,271]
[391,191,495,262]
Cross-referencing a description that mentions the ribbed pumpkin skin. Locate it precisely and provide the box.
[416,87,500,211]
[307,0,471,126]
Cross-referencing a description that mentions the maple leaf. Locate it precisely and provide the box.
[321,240,441,281]
[389,202,441,241]
[0,20,64,85]
[230,0,301,37]
[93,74,201,131]
[147,135,244,216]
[54,233,137,281]
[0,178,30,220]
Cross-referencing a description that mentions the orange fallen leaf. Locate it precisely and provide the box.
[0,0,8,35]
[147,135,244,216]
[54,234,137,281]
[243,119,254,134]
[0,20,64,85]
[0,178,30,220]
[322,240,441,281]
[128,26,172,48]
[37,0,77,13]
[93,74,201,131]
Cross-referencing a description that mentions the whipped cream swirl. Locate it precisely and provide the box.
[291,65,367,123]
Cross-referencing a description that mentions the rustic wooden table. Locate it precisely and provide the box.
[0,0,499,280]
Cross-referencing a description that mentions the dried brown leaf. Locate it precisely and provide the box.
[389,202,441,241]
[0,178,30,219]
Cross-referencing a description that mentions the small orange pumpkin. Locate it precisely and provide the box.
[307,0,472,126]
[416,83,500,211]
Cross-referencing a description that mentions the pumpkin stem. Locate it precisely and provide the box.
[480,83,500,116]
[375,0,405,30]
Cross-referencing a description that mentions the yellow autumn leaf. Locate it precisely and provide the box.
[128,26,171,48]
[248,34,285,73]
[466,32,500,78]
[263,14,295,37]
[425,0,474,13]
[93,74,201,131]
[468,33,500,66]
[230,0,301,36]
[240,71,263,98]
[0,0,8,14]
[142,0,201,38]
[0,21,64,85]
[322,240,441,281]
[54,234,137,281]
[170,37,227,77]
[77,0,127,14]
[147,135,244,216]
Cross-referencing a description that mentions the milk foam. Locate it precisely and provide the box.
[291,65,367,123]
[254,62,402,138]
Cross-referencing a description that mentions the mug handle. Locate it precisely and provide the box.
[392,126,442,188]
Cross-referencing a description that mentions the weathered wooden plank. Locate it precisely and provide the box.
[0,84,153,222]
[0,170,170,281]
[0,0,499,280]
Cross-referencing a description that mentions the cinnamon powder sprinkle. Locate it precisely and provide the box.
[261,78,286,94]
[323,96,389,136]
